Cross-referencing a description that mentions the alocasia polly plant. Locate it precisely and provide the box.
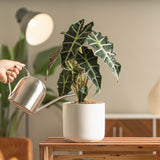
[47,19,121,103]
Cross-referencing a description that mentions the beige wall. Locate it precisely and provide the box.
[1,0,160,159]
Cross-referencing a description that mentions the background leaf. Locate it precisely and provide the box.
[34,46,61,76]
[12,38,27,63]
[0,83,10,136]
[45,46,61,80]
[1,45,12,60]
[0,45,12,136]
[87,31,121,80]
[0,37,27,137]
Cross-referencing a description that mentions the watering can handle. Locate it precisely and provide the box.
[8,67,30,95]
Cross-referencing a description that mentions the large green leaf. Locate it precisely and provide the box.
[75,46,102,93]
[60,19,94,67]
[57,70,73,96]
[1,45,11,60]
[34,46,61,76]
[12,38,27,63]
[87,31,121,80]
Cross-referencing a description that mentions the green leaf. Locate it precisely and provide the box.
[0,45,12,136]
[78,85,88,103]
[46,87,56,94]
[45,47,61,80]
[57,70,73,96]
[0,37,28,137]
[19,31,25,40]
[87,31,121,80]
[12,38,28,63]
[67,60,83,82]
[1,45,11,60]
[72,64,82,82]
[75,46,102,93]
[0,83,10,108]
[34,46,61,76]
[60,19,94,67]
[0,83,10,137]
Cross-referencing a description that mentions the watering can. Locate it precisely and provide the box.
[8,68,74,115]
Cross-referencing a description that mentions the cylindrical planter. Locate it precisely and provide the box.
[63,102,105,142]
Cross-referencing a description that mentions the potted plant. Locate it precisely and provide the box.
[46,19,121,142]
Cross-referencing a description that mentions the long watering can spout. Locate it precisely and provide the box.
[35,94,75,113]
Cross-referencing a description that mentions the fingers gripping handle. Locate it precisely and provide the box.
[8,67,30,95]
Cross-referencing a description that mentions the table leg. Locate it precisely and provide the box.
[49,146,54,160]
[43,146,54,160]
[44,146,50,160]
[39,146,44,160]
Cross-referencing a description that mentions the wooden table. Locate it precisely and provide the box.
[39,137,160,160]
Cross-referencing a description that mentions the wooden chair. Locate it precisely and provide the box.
[0,150,5,160]
[0,138,32,160]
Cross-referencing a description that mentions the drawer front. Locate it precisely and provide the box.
[105,119,152,137]
[156,120,160,137]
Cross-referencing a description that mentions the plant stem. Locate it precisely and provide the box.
[88,83,94,92]
[72,85,78,102]
[85,76,89,86]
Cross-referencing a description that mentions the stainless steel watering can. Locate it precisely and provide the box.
[8,68,74,115]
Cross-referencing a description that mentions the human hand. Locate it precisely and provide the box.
[0,60,25,83]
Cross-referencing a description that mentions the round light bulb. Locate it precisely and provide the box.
[26,13,54,46]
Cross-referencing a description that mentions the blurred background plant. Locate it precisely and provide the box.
[0,34,65,137]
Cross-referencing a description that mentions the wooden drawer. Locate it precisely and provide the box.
[105,119,153,137]
[156,120,160,136]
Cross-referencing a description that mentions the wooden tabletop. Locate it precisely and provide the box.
[39,137,160,146]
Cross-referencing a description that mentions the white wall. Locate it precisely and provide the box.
[1,0,160,159]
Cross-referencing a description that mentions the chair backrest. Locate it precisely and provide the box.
[0,150,5,160]
[0,138,32,160]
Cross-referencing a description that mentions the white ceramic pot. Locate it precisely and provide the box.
[63,102,105,142]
